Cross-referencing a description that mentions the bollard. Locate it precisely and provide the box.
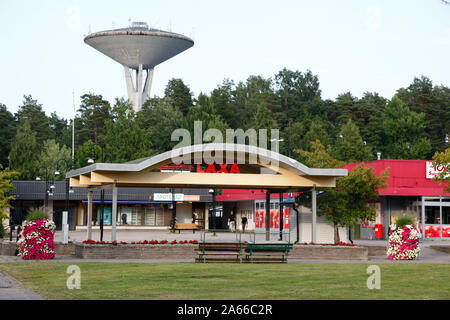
[62,211,69,244]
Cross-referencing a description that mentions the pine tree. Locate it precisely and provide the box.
[381,97,431,159]
[102,98,152,163]
[0,104,16,168]
[15,95,50,144]
[333,119,373,163]
[164,78,194,116]
[9,120,39,180]
[76,93,111,146]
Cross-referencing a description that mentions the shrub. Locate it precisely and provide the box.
[395,215,415,229]
[25,209,50,222]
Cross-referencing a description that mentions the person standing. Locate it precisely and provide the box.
[228,212,236,232]
[241,216,248,233]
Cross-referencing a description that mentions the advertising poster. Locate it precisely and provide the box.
[97,207,111,225]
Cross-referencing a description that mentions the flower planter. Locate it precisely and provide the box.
[290,244,368,260]
[17,218,56,260]
[387,224,420,260]
[75,243,198,259]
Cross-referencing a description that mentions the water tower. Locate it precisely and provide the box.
[84,21,194,112]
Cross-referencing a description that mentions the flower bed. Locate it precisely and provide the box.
[387,224,420,260]
[17,218,56,260]
[81,239,198,245]
[75,239,367,260]
[294,242,356,247]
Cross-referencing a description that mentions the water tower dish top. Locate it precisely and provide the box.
[84,23,194,70]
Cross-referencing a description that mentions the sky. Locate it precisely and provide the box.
[0,0,449,120]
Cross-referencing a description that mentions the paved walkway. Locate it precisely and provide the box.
[0,270,45,300]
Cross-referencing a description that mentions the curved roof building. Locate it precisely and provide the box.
[84,21,194,111]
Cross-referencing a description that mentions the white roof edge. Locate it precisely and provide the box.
[66,143,348,178]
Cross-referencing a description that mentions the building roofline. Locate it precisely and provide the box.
[66,143,348,179]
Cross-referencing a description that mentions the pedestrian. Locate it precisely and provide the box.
[228,212,236,232]
[241,216,248,233]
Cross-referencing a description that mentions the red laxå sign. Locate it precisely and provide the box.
[196,163,240,174]
[159,163,241,173]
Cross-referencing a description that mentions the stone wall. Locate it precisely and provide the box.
[290,245,368,260]
[75,243,369,260]
[0,240,75,256]
[75,244,198,259]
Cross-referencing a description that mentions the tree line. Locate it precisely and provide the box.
[1,68,449,181]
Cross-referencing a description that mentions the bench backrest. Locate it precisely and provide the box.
[199,242,245,251]
[175,223,198,228]
[245,244,293,252]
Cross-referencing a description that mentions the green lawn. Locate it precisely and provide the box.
[0,262,449,300]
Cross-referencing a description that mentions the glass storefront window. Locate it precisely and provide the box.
[119,207,131,225]
[144,205,165,226]
[115,205,167,226]
[443,207,449,224]
[426,206,441,224]
[131,207,143,225]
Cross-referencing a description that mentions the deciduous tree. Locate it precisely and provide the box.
[432,148,450,193]
[295,140,388,243]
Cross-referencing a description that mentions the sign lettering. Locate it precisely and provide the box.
[153,193,184,201]
[426,161,449,179]
[196,163,240,174]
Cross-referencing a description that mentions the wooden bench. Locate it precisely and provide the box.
[196,242,245,263]
[245,243,293,263]
[174,223,200,233]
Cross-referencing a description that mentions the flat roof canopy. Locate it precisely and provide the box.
[66,143,347,191]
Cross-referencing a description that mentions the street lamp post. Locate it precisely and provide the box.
[170,188,176,232]
[35,165,53,211]
[209,189,216,236]
[55,158,74,243]
[87,144,112,241]
[279,192,283,241]
[55,158,73,214]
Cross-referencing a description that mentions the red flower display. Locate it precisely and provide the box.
[17,218,56,260]
[81,239,199,245]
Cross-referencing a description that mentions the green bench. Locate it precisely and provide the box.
[245,243,293,263]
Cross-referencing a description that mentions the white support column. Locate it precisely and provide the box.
[421,196,426,240]
[143,67,154,103]
[111,184,118,242]
[312,185,317,243]
[124,65,136,106]
[123,64,151,113]
[136,64,143,112]
[440,196,443,239]
[87,190,93,240]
